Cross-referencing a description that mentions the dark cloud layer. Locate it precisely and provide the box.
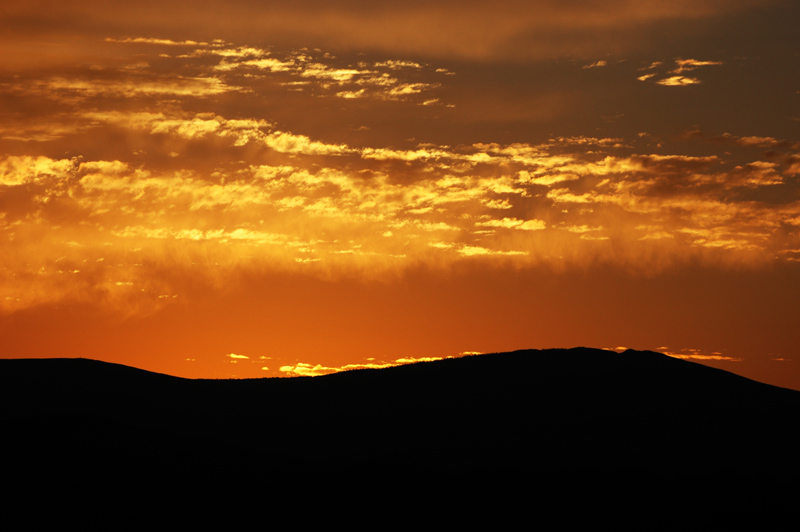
[1,0,785,63]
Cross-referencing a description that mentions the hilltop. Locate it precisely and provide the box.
[2,348,799,493]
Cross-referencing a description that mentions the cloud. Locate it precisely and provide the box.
[583,60,607,69]
[729,161,783,187]
[279,361,394,376]
[662,349,742,362]
[201,43,444,102]
[278,354,453,376]
[39,75,233,99]
[563,225,603,234]
[712,132,793,150]
[477,218,546,231]
[393,356,449,364]
[638,231,675,241]
[3,34,800,315]
[105,37,210,46]
[5,119,798,317]
[672,58,723,74]
[0,116,95,143]
[457,245,527,257]
[657,76,701,86]
[0,1,771,63]
[85,110,350,156]
[640,58,722,86]
[375,60,423,70]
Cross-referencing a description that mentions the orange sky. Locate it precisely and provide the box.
[2,1,799,388]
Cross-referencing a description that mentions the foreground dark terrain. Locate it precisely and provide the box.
[2,348,799,498]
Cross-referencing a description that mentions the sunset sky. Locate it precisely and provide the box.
[2,1,799,388]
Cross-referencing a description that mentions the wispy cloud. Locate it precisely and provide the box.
[105,37,211,46]
[583,60,607,69]
[638,58,723,86]
[657,76,702,86]
[2,36,799,316]
[662,348,742,362]
[278,355,453,376]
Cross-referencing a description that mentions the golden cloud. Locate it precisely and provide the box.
[278,354,455,376]
[3,35,799,315]
[657,76,701,86]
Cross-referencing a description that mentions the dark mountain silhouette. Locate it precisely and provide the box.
[2,348,799,501]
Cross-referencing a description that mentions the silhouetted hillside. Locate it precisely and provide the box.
[2,348,799,497]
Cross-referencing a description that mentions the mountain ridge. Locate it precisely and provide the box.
[2,347,799,491]
[0,347,794,392]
